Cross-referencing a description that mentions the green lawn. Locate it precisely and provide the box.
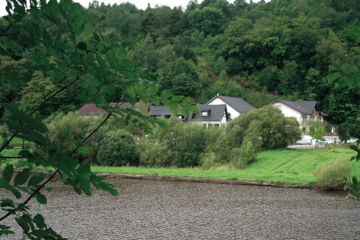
[92,146,360,186]
[2,145,359,186]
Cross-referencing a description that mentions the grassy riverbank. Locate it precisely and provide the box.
[2,144,359,186]
[92,146,360,186]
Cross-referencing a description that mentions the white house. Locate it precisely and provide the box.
[272,99,324,134]
[207,94,254,120]
[148,104,229,129]
[272,99,340,143]
[192,104,228,128]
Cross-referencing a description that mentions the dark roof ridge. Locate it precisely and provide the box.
[206,95,254,113]
[273,99,318,115]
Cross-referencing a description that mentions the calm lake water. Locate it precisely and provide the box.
[1,178,360,239]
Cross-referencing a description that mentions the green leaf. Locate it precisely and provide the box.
[326,72,341,82]
[150,96,160,105]
[182,97,196,105]
[126,85,136,98]
[14,168,30,186]
[35,192,47,204]
[0,199,14,209]
[171,95,184,103]
[33,214,46,229]
[3,165,14,183]
[148,85,159,96]
[161,90,173,100]
[77,161,90,176]
[15,216,29,232]
[28,173,45,186]
[169,103,179,115]
[8,186,21,199]
[0,224,14,236]
[80,178,91,196]
[134,83,146,96]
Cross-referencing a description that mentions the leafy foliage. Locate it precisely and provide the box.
[152,120,206,167]
[137,138,174,167]
[314,158,352,190]
[0,0,194,237]
[227,106,301,150]
[97,130,138,167]
[309,120,325,141]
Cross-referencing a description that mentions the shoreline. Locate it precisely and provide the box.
[98,173,318,190]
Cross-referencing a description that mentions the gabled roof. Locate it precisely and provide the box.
[273,99,317,115]
[192,104,227,122]
[78,103,132,115]
[207,95,254,113]
[148,106,173,116]
[148,104,227,122]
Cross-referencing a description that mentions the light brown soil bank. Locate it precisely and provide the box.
[98,173,317,189]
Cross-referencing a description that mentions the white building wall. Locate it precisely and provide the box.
[273,102,302,124]
[208,98,240,120]
[195,112,227,129]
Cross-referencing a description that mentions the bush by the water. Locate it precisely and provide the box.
[152,120,206,167]
[227,105,301,149]
[314,158,352,189]
[137,138,174,167]
[200,127,231,168]
[231,140,258,169]
[97,130,138,166]
[44,112,105,163]
[200,151,218,169]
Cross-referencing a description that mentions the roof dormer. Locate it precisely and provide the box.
[201,109,210,117]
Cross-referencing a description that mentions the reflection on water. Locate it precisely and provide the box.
[1,178,360,239]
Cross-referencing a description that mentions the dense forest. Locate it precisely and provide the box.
[1,0,359,128]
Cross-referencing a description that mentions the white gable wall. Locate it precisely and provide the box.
[208,98,240,120]
[273,102,302,124]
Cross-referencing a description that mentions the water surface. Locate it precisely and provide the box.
[1,178,359,239]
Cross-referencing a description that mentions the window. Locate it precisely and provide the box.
[302,115,307,121]
[310,116,314,121]
[201,111,208,116]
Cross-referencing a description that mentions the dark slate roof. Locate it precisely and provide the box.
[148,106,172,116]
[207,95,254,113]
[192,104,227,122]
[78,103,132,115]
[273,99,317,114]
[148,104,227,122]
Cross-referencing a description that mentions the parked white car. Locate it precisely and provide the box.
[296,136,313,145]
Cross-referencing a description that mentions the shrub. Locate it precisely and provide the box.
[314,158,352,189]
[44,112,103,164]
[200,151,217,170]
[137,138,173,167]
[231,140,258,169]
[153,120,206,167]
[227,105,301,150]
[206,128,231,161]
[97,130,138,166]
